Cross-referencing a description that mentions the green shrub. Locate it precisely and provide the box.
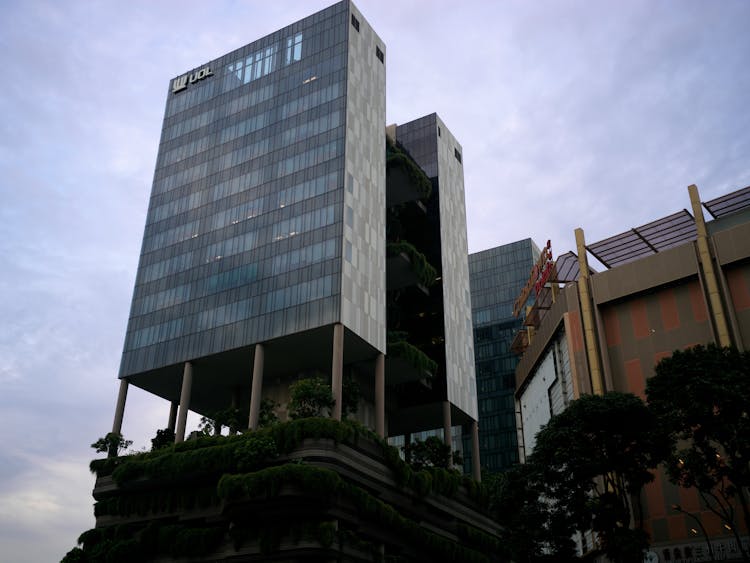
[288,376,335,419]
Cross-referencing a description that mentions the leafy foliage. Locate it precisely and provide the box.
[387,241,438,288]
[77,418,492,563]
[150,428,175,451]
[91,432,132,457]
[647,344,750,559]
[288,376,335,419]
[387,332,438,376]
[403,436,461,471]
[341,372,361,418]
[386,140,433,200]
[484,465,575,562]
[528,392,662,562]
[258,397,279,428]
[199,406,245,435]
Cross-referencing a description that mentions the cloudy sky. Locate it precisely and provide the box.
[1,0,748,560]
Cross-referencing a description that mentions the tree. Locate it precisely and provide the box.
[647,344,750,562]
[91,432,133,458]
[403,436,462,471]
[288,376,335,419]
[528,392,663,562]
[341,372,361,418]
[258,398,280,428]
[484,464,576,562]
[150,428,175,450]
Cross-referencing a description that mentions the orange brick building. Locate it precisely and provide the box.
[514,184,750,561]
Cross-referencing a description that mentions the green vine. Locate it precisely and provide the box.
[387,339,438,376]
[387,241,438,287]
[78,419,492,562]
[386,141,432,200]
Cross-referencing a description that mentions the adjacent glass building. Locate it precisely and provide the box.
[466,239,539,473]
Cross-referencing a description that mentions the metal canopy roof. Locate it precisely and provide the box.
[704,185,750,218]
[552,251,584,283]
[586,209,697,269]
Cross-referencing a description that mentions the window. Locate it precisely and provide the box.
[376,46,384,63]
[285,33,303,65]
[351,14,360,32]
[454,148,462,163]
[438,126,441,137]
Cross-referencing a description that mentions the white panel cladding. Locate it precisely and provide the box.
[435,116,478,420]
[518,330,573,455]
[519,346,556,454]
[340,1,386,353]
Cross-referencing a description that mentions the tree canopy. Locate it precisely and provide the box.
[527,392,663,562]
[647,344,750,561]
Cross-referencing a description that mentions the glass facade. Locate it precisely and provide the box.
[120,2,354,377]
[467,239,539,473]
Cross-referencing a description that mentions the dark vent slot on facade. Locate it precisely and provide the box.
[376,46,384,63]
[351,14,360,32]
[454,148,462,163]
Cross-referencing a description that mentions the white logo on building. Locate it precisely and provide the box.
[172,66,214,94]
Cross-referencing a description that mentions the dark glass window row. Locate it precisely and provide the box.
[476,357,518,378]
[475,339,512,359]
[126,272,337,351]
[128,250,341,336]
[477,373,516,394]
[153,98,344,203]
[132,238,338,317]
[153,90,345,217]
[479,394,514,414]
[120,293,341,377]
[480,412,516,431]
[141,147,344,269]
[143,137,342,255]
[479,430,517,450]
[129,239,342,334]
[153,81,344,193]
[135,191,343,297]
[137,202,337,286]
[470,268,531,296]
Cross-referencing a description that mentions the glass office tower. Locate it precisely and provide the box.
[115,0,386,428]
[466,239,539,473]
[109,2,479,474]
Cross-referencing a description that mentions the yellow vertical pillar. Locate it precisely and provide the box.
[688,184,732,347]
[575,228,604,395]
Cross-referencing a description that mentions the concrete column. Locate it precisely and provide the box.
[167,401,178,431]
[111,379,129,435]
[331,323,344,421]
[471,420,481,482]
[248,344,265,431]
[575,228,604,395]
[688,184,732,347]
[174,361,193,443]
[442,400,452,448]
[375,353,385,437]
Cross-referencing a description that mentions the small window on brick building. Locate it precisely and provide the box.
[454,148,462,163]
[376,46,384,63]
[351,14,360,32]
